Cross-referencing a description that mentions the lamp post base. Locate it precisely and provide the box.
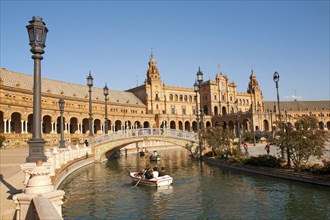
[26,138,47,162]
[59,140,66,148]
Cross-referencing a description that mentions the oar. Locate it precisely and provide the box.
[132,169,147,188]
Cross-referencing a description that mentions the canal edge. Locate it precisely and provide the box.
[202,157,330,187]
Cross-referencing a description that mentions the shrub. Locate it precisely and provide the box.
[299,160,330,175]
[244,155,283,168]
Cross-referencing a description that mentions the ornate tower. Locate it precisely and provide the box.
[145,51,165,119]
[247,67,264,113]
[146,51,161,84]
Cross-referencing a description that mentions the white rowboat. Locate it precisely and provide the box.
[129,172,173,187]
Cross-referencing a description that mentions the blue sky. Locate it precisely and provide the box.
[1,0,329,101]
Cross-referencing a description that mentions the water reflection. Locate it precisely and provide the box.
[59,148,330,220]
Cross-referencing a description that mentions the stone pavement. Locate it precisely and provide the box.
[0,148,28,220]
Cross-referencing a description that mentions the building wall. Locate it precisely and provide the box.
[0,54,329,148]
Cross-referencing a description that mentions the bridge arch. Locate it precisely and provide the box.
[93,128,198,161]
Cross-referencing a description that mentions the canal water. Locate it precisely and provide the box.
[59,148,330,220]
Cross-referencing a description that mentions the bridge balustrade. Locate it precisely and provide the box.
[93,128,198,145]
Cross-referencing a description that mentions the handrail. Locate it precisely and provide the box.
[93,128,198,145]
[31,197,62,220]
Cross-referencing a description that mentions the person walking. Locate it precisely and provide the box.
[243,141,249,156]
[265,144,270,155]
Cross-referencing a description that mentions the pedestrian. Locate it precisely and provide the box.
[125,148,128,157]
[265,144,270,155]
[84,139,88,147]
[243,141,249,156]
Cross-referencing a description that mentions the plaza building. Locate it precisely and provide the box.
[0,53,329,148]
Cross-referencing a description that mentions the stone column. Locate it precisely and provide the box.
[21,120,25,133]
[51,122,54,133]
[3,119,7,133]
[25,120,28,133]
[8,119,11,133]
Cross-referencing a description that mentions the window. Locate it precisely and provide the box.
[182,106,186,115]
[171,105,176,114]
[169,94,173,101]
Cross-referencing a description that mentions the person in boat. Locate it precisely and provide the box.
[158,167,166,176]
[145,167,153,180]
[152,167,159,178]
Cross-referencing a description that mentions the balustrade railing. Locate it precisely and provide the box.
[93,128,198,145]
[43,144,92,176]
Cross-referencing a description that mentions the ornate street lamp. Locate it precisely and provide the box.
[26,16,48,162]
[87,71,93,136]
[59,99,66,148]
[235,100,241,152]
[196,67,204,131]
[195,67,204,160]
[273,71,283,157]
[273,71,290,167]
[193,81,200,132]
[320,112,324,130]
[103,83,109,134]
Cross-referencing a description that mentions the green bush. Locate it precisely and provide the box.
[299,161,330,175]
[244,155,283,168]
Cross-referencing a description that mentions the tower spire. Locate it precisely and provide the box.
[146,49,160,84]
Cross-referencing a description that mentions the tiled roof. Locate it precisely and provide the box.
[0,68,145,106]
[264,101,329,111]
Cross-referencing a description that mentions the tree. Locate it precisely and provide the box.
[278,116,328,170]
[202,127,235,157]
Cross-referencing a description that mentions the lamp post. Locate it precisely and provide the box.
[194,67,204,160]
[197,67,204,132]
[103,83,109,134]
[235,100,242,151]
[25,16,48,162]
[273,72,288,163]
[59,99,66,148]
[320,112,324,130]
[87,72,93,137]
[194,81,200,132]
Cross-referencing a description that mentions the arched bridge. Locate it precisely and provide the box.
[93,128,199,161]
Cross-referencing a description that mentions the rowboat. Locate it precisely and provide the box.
[129,172,173,187]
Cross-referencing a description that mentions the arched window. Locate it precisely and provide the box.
[169,94,173,101]
[214,106,218,115]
